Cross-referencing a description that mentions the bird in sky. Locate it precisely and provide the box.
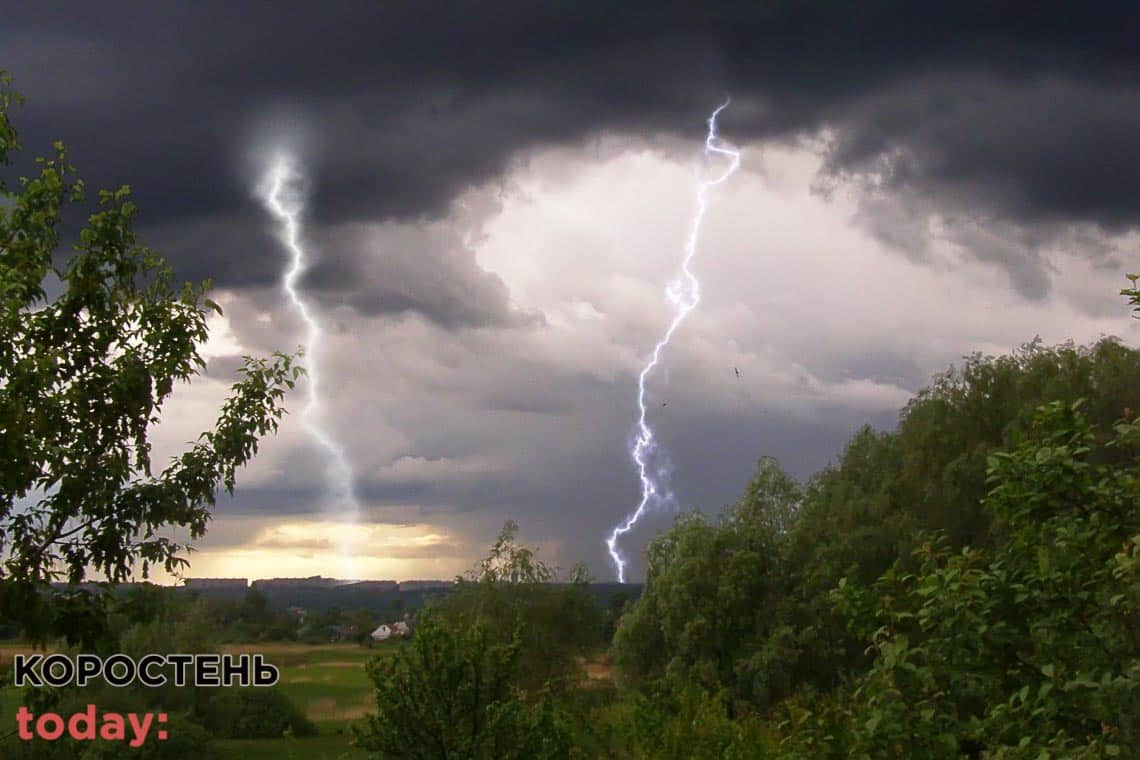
[734,367,741,379]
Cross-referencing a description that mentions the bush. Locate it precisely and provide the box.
[81,715,220,759]
[421,522,607,692]
[357,613,570,759]
[589,685,774,759]
[195,687,316,739]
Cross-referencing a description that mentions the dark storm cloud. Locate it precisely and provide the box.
[309,223,540,328]
[142,213,282,288]
[826,75,1140,224]
[3,1,1138,308]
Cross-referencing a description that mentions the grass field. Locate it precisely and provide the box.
[0,640,395,758]
[217,641,387,758]
[1,640,615,756]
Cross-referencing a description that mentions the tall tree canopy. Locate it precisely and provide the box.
[780,400,1140,757]
[617,316,1140,715]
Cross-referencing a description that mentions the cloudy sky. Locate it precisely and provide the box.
[4,2,1138,582]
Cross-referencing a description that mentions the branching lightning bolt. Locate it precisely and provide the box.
[605,100,741,583]
[260,156,361,551]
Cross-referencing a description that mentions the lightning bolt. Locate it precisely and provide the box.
[605,100,741,583]
[260,155,361,577]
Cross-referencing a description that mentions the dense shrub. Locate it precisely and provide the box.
[587,685,775,759]
[357,613,571,759]
[616,336,1140,715]
[425,522,607,691]
[196,686,316,739]
[81,715,220,760]
[778,402,1140,757]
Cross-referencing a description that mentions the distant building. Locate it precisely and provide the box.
[184,578,249,591]
[398,580,454,591]
[251,576,340,591]
[341,580,398,592]
[371,620,410,641]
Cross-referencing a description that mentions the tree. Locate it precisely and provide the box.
[776,334,1140,696]
[781,400,1140,757]
[470,520,556,585]
[0,74,299,630]
[433,522,605,691]
[614,457,803,709]
[615,305,1140,716]
[357,524,605,757]
[357,614,570,759]
[1123,273,1140,317]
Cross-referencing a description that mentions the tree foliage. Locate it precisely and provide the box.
[781,400,1140,757]
[358,523,608,757]
[427,522,605,690]
[0,74,300,630]
[781,336,1140,696]
[615,285,1140,743]
[614,457,802,708]
[358,614,569,759]
[469,520,556,585]
[1123,274,1140,318]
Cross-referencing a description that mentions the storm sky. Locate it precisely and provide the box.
[4,1,1139,581]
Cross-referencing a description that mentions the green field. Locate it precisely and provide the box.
[217,642,387,758]
[1,640,394,758]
